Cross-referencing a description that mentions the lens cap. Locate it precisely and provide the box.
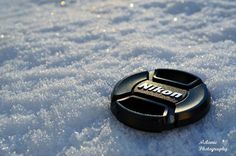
[110,69,210,132]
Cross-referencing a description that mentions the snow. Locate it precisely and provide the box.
[0,0,236,155]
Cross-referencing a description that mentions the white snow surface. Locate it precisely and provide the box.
[0,0,236,155]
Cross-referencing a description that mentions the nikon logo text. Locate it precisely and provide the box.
[137,82,182,98]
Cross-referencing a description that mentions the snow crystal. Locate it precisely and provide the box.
[0,0,235,155]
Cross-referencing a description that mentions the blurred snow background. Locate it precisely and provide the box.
[0,0,236,155]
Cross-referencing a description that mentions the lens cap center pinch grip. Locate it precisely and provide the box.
[110,69,210,132]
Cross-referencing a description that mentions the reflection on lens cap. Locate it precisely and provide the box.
[110,69,211,132]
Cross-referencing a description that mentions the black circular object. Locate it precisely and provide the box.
[110,69,210,132]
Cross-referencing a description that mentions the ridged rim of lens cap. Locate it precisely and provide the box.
[110,69,210,132]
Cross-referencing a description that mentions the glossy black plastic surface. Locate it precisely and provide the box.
[111,69,210,132]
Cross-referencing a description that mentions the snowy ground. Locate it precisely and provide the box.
[0,0,236,155]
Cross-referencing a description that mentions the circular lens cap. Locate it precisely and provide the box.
[110,69,210,132]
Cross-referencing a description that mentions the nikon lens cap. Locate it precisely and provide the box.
[110,69,210,132]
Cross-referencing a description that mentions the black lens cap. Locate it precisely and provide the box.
[110,69,210,132]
